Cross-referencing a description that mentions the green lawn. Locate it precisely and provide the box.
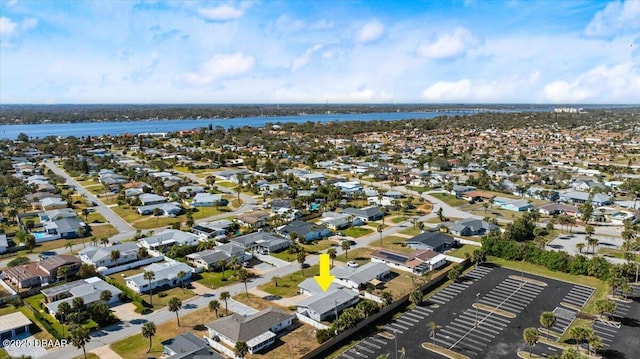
[301,239,337,254]
[399,228,421,236]
[447,244,482,259]
[89,223,118,239]
[258,265,320,297]
[193,270,238,289]
[391,216,408,224]
[24,294,98,336]
[342,227,373,238]
[270,250,296,262]
[430,193,468,207]
[407,186,433,193]
[335,247,374,265]
[597,247,625,259]
[108,268,145,287]
[367,235,414,253]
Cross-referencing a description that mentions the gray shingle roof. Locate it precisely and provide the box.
[205,307,293,343]
[297,288,359,315]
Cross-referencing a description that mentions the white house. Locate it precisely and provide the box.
[42,277,121,314]
[371,249,446,274]
[296,288,360,322]
[191,193,222,207]
[139,229,200,251]
[331,262,391,290]
[78,242,140,268]
[206,307,294,354]
[126,261,193,293]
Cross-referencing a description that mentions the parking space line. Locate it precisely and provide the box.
[384,325,402,334]
[348,349,368,358]
[361,341,381,350]
[444,326,493,342]
[450,321,498,337]
[398,316,419,323]
[412,307,433,315]
[390,322,410,330]
[404,312,424,320]
[435,292,455,299]
[438,331,485,351]
[341,353,356,359]
[429,297,447,304]
[370,338,387,345]
[355,345,375,354]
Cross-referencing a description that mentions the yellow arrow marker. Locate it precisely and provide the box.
[314,253,335,292]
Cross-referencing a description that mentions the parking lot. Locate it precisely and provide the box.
[335,264,615,359]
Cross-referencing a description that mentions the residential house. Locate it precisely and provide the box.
[42,276,121,314]
[231,232,290,253]
[318,212,362,230]
[278,220,331,243]
[297,278,345,296]
[125,261,193,293]
[191,193,222,207]
[185,243,250,270]
[559,191,612,207]
[405,232,457,252]
[296,288,360,322]
[236,211,271,228]
[447,218,499,236]
[78,242,141,268]
[460,190,495,203]
[331,262,391,290]
[0,234,7,254]
[137,202,182,216]
[500,199,535,212]
[178,185,205,197]
[538,203,579,216]
[451,185,476,197]
[0,255,81,288]
[206,307,294,354]
[139,229,200,252]
[39,197,68,211]
[341,206,385,222]
[0,312,32,341]
[370,249,447,274]
[139,193,168,206]
[162,332,224,359]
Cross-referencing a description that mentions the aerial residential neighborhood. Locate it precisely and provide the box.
[1,1,639,359]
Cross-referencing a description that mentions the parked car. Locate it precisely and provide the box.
[347,261,360,268]
[39,251,56,260]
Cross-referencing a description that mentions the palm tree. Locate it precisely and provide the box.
[220,291,230,315]
[110,249,120,267]
[428,321,438,346]
[72,297,84,324]
[377,224,384,245]
[540,312,556,340]
[65,240,74,254]
[237,268,250,298]
[143,271,155,307]
[381,291,394,306]
[587,236,599,255]
[100,290,112,304]
[297,251,306,275]
[56,301,72,337]
[219,259,228,280]
[341,240,351,259]
[272,275,280,288]
[100,237,109,248]
[327,248,337,268]
[228,257,240,274]
[523,327,539,356]
[70,325,91,359]
[208,299,220,319]
[235,340,249,359]
[168,297,183,327]
[576,243,585,254]
[409,290,423,306]
[142,322,156,353]
[176,270,186,290]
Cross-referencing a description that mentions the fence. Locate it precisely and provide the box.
[362,291,384,304]
[301,258,471,359]
[295,312,329,330]
[0,278,17,295]
[205,336,237,358]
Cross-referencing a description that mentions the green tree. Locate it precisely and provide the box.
[143,271,155,307]
[24,235,36,253]
[142,322,156,353]
[381,291,394,306]
[110,249,120,267]
[238,268,250,298]
[297,251,307,275]
[327,248,337,268]
[540,312,556,340]
[72,297,85,324]
[70,325,91,359]
[56,301,72,337]
[523,327,539,356]
[168,297,183,327]
[428,321,438,346]
[235,340,249,359]
[341,240,351,259]
[100,290,112,303]
[220,291,230,315]
[470,249,486,267]
[208,299,220,319]
[409,290,423,306]
[100,237,109,248]
[176,270,187,290]
[65,240,75,254]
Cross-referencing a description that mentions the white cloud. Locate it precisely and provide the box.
[422,79,472,101]
[291,44,323,71]
[585,0,640,37]
[417,27,478,59]
[275,15,333,33]
[0,17,18,35]
[356,20,384,44]
[529,69,541,84]
[198,4,245,21]
[176,52,255,86]
[543,62,640,103]
[349,88,376,100]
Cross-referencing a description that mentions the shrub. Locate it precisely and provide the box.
[7,256,30,267]
[158,292,168,298]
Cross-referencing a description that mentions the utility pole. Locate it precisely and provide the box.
[475,293,480,327]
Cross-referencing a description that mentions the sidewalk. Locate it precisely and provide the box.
[90,345,124,359]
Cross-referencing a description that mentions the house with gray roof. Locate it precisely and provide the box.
[278,220,331,242]
[405,231,457,252]
[185,243,249,270]
[341,206,384,222]
[162,332,224,359]
[137,202,182,216]
[42,276,121,314]
[559,191,612,207]
[139,229,200,251]
[296,288,360,322]
[126,261,193,293]
[446,218,499,236]
[78,242,141,268]
[139,193,168,206]
[191,193,222,207]
[231,232,290,253]
[331,262,391,290]
[297,277,345,296]
[206,307,294,354]
[0,234,8,254]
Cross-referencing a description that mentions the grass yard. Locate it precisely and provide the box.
[24,294,98,336]
[109,268,145,287]
[301,239,337,254]
[110,306,220,359]
[384,270,421,299]
[447,244,482,259]
[78,179,100,187]
[89,223,118,238]
[598,247,626,259]
[83,211,107,223]
[407,186,433,193]
[430,193,468,207]
[73,353,99,359]
[391,216,408,224]
[335,247,374,265]
[232,293,289,312]
[367,235,415,253]
[270,250,296,262]
[342,227,373,238]
[249,323,319,359]
[111,205,144,222]
[399,228,421,236]
[258,265,320,297]
[193,271,238,289]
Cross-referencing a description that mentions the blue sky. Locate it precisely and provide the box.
[0,0,638,104]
